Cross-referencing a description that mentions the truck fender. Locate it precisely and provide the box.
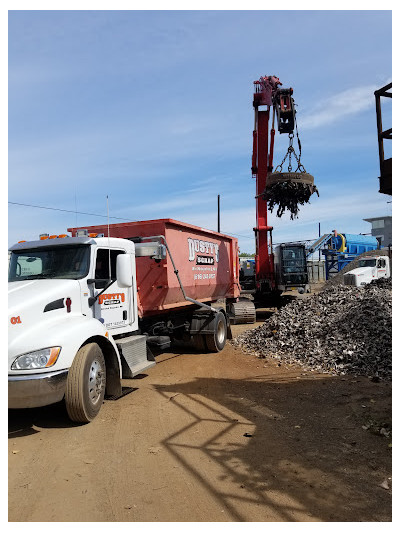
[82,335,122,398]
[190,306,232,339]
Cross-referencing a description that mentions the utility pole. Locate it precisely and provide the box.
[217,194,220,233]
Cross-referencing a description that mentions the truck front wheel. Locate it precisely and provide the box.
[205,312,227,352]
[65,343,106,423]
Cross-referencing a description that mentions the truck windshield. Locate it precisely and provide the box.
[281,246,306,273]
[358,259,377,268]
[8,245,90,282]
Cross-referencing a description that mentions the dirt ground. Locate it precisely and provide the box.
[9,306,392,522]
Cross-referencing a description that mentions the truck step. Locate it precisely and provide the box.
[106,386,137,401]
[116,335,156,379]
[228,300,256,324]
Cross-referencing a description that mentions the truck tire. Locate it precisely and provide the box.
[65,343,106,423]
[193,334,207,352]
[205,312,227,353]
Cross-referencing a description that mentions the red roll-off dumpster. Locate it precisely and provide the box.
[68,219,240,317]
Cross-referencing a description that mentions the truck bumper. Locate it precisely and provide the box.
[8,369,68,409]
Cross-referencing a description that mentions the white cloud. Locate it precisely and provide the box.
[298,83,390,130]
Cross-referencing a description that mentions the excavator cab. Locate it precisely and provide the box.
[274,243,309,293]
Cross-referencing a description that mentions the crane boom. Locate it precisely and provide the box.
[251,75,317,297]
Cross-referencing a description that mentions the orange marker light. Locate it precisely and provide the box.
[45,347,61,367]
[49,235,57,239]
[18,240,26,243]
[58,234,68,238]
[89,233,98,238]
[40,235,49,240]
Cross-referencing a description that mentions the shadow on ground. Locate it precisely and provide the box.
[153,373,391,522]
[8,402,73,437]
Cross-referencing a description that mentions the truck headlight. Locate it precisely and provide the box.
[11,347,61,370]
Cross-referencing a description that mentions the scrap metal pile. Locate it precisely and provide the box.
[232,281,392,379]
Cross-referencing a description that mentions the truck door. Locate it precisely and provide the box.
[377,258,386,278]
[93,248,133,329]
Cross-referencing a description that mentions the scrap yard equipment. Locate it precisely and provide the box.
[252,75,318,219]
[307,231,378,280]
[8,219,245,423]
[245,75,318,303]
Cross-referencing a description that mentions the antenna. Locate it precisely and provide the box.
[74,191,78,227]
[107,195,111,280]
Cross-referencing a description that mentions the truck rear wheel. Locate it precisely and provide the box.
[205,312,227,352]
[65,343,106,423]
[193,334,207,352]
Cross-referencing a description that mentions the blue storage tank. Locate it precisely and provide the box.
[330,233,378,255]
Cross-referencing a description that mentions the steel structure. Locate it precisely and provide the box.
[375,82,392,195]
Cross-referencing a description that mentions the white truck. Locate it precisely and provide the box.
[343,255,390,287]
[8,220,243,423]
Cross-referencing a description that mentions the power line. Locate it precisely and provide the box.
[8,200,256,240]
[222,231,254,240]
[8,201,134,222]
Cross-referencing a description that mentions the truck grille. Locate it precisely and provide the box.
[343,274,356,286]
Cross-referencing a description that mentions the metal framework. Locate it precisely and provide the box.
[322,251,356,280]
[375,82,392,195]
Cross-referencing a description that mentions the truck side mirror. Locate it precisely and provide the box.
[116,254,133,288]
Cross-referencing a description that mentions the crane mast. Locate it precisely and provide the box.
[252,76,295,293]
[253,102,275,291]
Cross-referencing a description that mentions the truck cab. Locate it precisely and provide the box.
[8,235,146,422]
[343,255,390,286]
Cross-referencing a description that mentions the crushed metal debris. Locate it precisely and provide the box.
[232,280,392,379]
[263,180,319,219]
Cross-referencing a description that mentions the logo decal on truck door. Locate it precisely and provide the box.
[98,293,126,305]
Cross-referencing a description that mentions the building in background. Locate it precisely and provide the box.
[363,216,392,248]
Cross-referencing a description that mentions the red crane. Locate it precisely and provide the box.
[250,75,317,299]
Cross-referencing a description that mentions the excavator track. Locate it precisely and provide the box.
[228,299,256,324]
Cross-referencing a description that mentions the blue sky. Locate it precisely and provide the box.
[8,10,392,253]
